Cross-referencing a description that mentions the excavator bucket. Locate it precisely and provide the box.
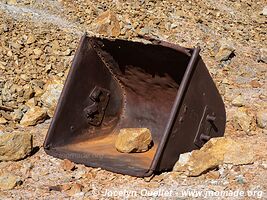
[44,34,226,177]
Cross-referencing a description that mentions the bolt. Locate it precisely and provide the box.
[206,114,216,121]
[200,134,211,141]
[44,144,50,150]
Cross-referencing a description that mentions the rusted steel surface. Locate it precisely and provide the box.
[44,34,226,177]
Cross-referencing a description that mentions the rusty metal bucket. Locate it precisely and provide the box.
[44,34,226,177]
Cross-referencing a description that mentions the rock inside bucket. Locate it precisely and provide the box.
[115,128,153,153]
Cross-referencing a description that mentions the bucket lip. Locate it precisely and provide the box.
[44,147,155,177]
[86,33,192,57]
[43,33,200,177]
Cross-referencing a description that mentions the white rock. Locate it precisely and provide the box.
[173,152,191,172]
[232,95,245,107]
[41,80,63,117]
[261,6,267,16]
[256,110,267,129]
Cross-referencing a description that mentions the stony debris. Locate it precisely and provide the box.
[205,170,220,179]
[11,109,24,122]
[173,137,254,176]
[261,6,267,16]
[40,80,63,118]
[48,182,83,197]
[25,98,37,108]
[250,80,261,88]
[232,108,254,133]
[49,185,64,192]
[0,173,21,190]
[0,131,32,161]
[0,105,13,112]
[61,159,75,171]
[215,42,235,62]
[256,110,267,129]
[259,48,267,63]
[20,106,47,126]
[26,34,36,45]
[0,117,7,124]
[93,11,121,37]
[49,184,71,192]
[232,95,245,107]
[173,152,191,173]
[66,183,83,196]
[115,128,152,153]
[6,0,17,5]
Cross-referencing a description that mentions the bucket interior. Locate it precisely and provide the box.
[49,37,191,175]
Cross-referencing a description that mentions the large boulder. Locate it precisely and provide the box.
[0,131,32,161]
[173,137,254,176]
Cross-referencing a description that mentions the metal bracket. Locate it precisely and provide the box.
[84,86,110,126]
[194,106,218,148]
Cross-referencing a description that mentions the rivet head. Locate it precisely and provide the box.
[200,134,211,141]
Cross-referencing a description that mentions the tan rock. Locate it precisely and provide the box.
[256,110,267,129]
[0,117,7,124]
[25,98,37,107]
[115,128,152,153]
[51,40,60,51]
[173,137,254,176]
[259,48,267,63]
[61,159,75,171]
[95,11,121,37]
[215,42,235,62]
[250,80,261,88]
[224,142,254,165]
[232,108,253,133]
[262,6,267,16]
[0,173,21,190]
[7,0,17,5]
[26,34,36,45]
[205,170,220,179]
[61,184,72,191]
[67,183,83,196]
[0,131,32,161]
[1,111,12,121]
[231,95,245,107]
[11,109,23,122]
[33,48,43,56]
[23,85,34,100]
[40,80,63,118]
[20,106,47,126]
[33,86,44,97]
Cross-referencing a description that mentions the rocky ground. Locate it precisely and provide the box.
[0,0,266,199]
